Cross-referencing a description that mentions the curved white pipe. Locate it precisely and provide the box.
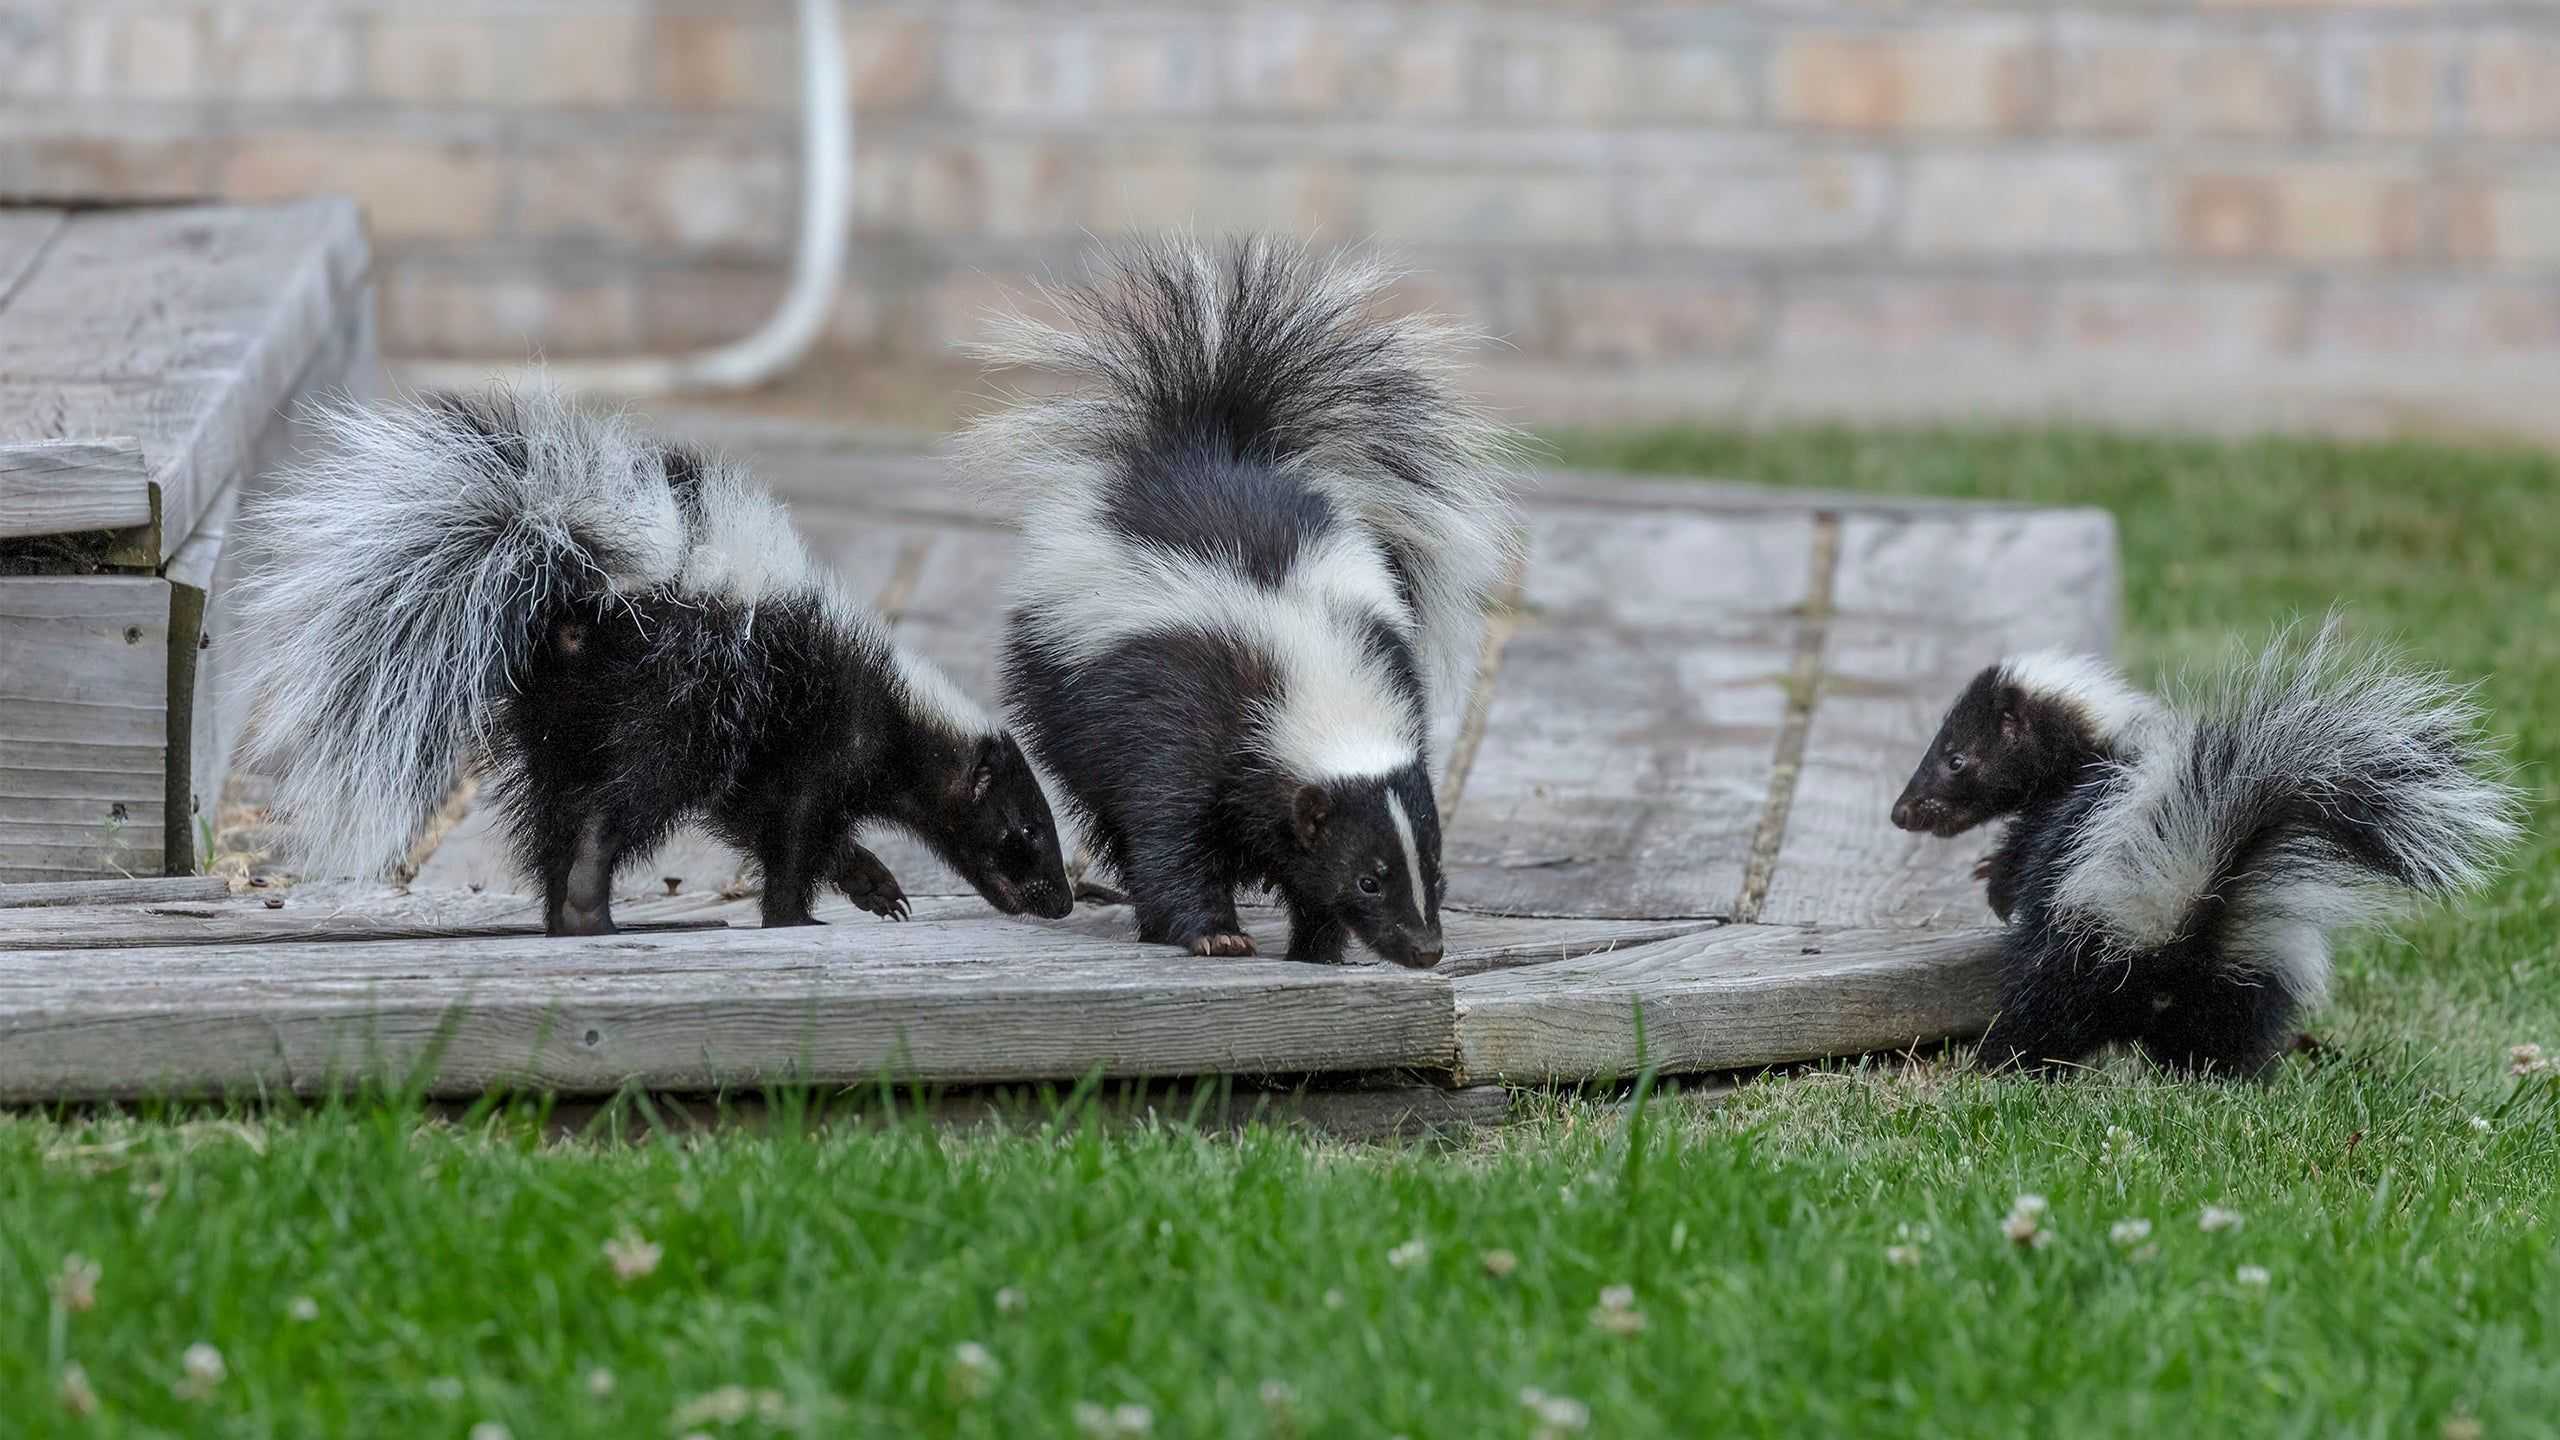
[406,0,852,396]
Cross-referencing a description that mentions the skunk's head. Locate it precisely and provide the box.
[1892,652,2151,837]
[919,731,1074,920]
[1277,766,1445,969]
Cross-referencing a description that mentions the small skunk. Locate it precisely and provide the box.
[236,385,1073,934]
[961,236,1522,966]
[1893,621,2523,1076]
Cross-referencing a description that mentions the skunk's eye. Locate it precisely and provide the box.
[1357,875,1383,896]
[1946,754,1968,774]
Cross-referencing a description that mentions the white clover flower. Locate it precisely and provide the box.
[2109,1218,2153,1247]
[1386,1238,1429,1270]
[603,1229,662,1283]
[2199,1206,2244,1233]
[2235,1265,2271,1289]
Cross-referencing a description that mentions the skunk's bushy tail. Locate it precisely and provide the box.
[235,386,691,877]
[2054,616,2525,1000]
[958,234,1524,718]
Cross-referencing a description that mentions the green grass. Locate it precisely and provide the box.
[10,426,2560,1439]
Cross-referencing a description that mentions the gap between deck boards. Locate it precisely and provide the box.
[1734,513,1842,923]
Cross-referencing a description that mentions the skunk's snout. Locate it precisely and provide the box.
[1891,795,1933,832]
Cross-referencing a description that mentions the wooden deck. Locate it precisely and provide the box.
[0,414,2119,1103]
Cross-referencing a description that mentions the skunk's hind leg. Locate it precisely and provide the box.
[741,786,848,928]
[1975,930,2147,1077]
[2134,970,2298,1079]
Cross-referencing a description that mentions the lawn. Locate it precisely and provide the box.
[8,427,2557,1439]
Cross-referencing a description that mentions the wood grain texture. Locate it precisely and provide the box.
[0,439,152,540]
[0,575,171,880]
[1444,508,1813,919]
[0,923,1458,1100]
[0,210,67,307]
[0,875,228,908]
[0,199,368,560]
[1756,510,2121,930]
[1451,922,2005,1083]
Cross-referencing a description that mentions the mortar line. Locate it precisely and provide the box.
[1733,513,1841,925]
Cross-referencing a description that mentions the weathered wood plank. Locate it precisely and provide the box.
[0,925,1458,1100]
[0,439,152,540]
[1756,510,2121,930]
[0,199,368,561]
[0,875,229,909]
[1444,509,1812,919]
[0,574,171,880]
[0,210,66,308]
[1451,923,2005,1083]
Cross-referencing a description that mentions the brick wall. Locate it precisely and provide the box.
[7,0,2560,433]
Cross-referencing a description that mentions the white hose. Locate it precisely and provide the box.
[405,0,852,396]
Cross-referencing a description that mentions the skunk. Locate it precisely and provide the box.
[236,385,1073,935]
[960,236,1522,966]
[1892,621,2523,1076]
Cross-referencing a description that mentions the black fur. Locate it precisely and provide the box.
[1005,601,1445,967]
[1891,657,2501,1079]
[438,397,1069,937]
[1892,666,2289,1074]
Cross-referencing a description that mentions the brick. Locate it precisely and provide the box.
[1227,12,1347,113]
[221,135,500,243]
[946,23,1096,119]
[0,6,67,99]
[1362,170,1614,248]
[2309,282,2560,357]
[0,135,207,201]
[1900,152,2143,258]
[1091,148,1351,236]
[2318,34,2453,138]
[1488,24,1627,122]
[1376,24,1469,120]
[1539,276,1765,364]
[1774,279,2045,356]
[2466,177,2560,265]
[121,14,198,100]
[2052,279,2305,361]
[2174,166,2430,263]
[635,266,790,350]
[514,13,645,107]
[1771,24,2041,134]
[369,18,501,105]
[652,13,791,111]
[1627,30,1755,124]
[844,14,938,114]
[2466,36,2560,138]
[204,9,358,102]
[903,268,1041,356]
[1621,150,1892,252]
[516,140,790,257]
[1093,24,1219,115]
[379,262,638,359]
[894,138,1089,240]
[2052,23,2310,138]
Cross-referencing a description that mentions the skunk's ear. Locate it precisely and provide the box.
[1997,684,2026,742]
[970,735,1002,803]
[1293,784,1330,849]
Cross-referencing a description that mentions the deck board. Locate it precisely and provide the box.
[8,413,2126,1099]
[1442,508,1812,919]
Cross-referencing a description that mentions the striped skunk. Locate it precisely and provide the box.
[236,385,1073,935]
[961,236,1522,966]
[1892,621,2523,1075]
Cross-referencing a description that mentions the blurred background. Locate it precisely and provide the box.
[5,0,2557,439]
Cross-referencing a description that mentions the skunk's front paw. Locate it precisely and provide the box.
[1186,930,1256,957]
[836,846,910,921]
[1972,856,1995,882]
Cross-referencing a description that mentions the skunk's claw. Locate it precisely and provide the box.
[836,844,910,921]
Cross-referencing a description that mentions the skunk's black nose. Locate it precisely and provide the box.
[1891,797,1920,831]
